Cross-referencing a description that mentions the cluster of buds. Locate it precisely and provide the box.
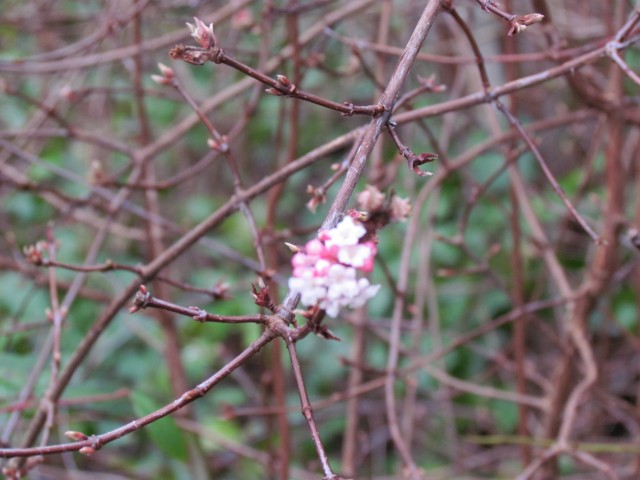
[186,17,216,49]
[508,13,544,36]
[356,184,412,224]
[251,278,276,312]
[265,74,297,96]
[23,241,48,265]
[150,63,175,86]
[288,215,380,317]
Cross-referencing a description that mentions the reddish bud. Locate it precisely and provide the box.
[151,63,175,86]
[65,431,89,441]
[211,282,231,300]
[79,446,96,456]
[508,14,543,36]
[129,285,150,313]
[357,185,385,212]
[251,282,275,311]
[187,17,216,49]
[275,74,296,93]
[520,13,544,26]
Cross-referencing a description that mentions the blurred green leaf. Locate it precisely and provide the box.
[130,391,188,462]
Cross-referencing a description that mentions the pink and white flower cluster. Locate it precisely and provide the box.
[288,216,380,317]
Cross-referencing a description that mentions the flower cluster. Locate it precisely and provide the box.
[288,216,380,317]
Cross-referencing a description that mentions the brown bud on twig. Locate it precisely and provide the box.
[276,74,291,88]
[65,431,89,441]
[129,285,151,313]
[251,280,276,312]
[265,87,284,96]
[211,282,231,300]
[508,13,544,36]
[519,13,545,26]
[306,185,326,212]
[169,45,209,66]
[150,63,175,86]
[275,74,297,94]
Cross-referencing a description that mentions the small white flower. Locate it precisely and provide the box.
[289,274,327,306]
[326,270,360,302]
[349,279,381,308]
[325,216,366,248]
[320,298,342,318]
[337,243,375,268]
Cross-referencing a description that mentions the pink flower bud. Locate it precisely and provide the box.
[304,239,322,255]
[360,256,375,273]
[357,185,385,211]
[292,253,309,268]
[390,196,411,221]
[187,17,216,49]
[520,13,544,26]
[65,431,88,441]
[150,75,170,86]
[157,62,174,79]
[314,259,332,276]
[318,230,331,242]
[276,75,291,87]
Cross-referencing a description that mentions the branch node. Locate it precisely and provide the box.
[129,285,151,313]
[341,101,356,117]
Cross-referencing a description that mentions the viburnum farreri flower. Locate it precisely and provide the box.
[288,215,380,317]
